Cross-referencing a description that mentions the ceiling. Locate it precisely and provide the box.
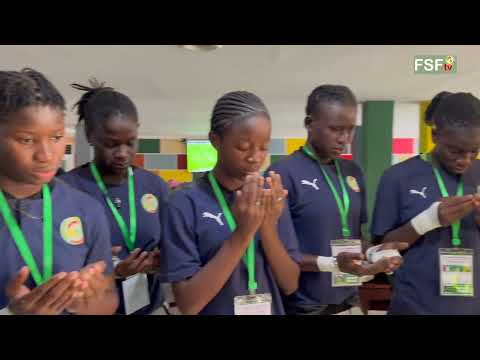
[1,45,479,136]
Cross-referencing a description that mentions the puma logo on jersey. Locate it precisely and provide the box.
[202,212,224,226]
[409,187,427,199]
[301,179,319,190]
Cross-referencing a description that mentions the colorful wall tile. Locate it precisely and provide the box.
[392,138,415,154]
[177,154,187,170]
[138,138,160,153]
[271,154,287,165]
[160,139,186,154]
[286,138,306,155]
[144,154,178,169]
[133,154,145,168]
[153,169,193,183]
[269,139,286,155]
[340,154,353,160]
[392,154,416,165]
[134,137,313,184]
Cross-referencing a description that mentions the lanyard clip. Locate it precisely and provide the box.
[248,280,258,295]
[452,237,461,247]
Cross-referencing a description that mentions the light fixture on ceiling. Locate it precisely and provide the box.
[178,45,223,52]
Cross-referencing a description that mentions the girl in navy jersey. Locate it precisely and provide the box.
[0,69,118,315]
[160,91,301,315]
[61,80,169,315]
[269,85,407,315]
[371,91,480,314]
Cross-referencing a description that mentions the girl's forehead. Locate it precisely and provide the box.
[438,126,480,148]
[225,115,271,135]
[1,105,64,127]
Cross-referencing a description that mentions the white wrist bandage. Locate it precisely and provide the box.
[113,256,121,268]
[370,249,401,264]
[410,201,442,236]
[316,256,339,273]
[366,246,402,275]
[365,245,382,263]
[0,307,13,315]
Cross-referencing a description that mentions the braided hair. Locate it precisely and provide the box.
[210,91,270,136]
[71,78,138,137]
[425,91,480,131]
[0,68,65,122]
[305,84,357,117]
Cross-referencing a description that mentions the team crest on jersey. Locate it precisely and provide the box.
[346,176,360,192]
[141,193,159,213]
[60,217,85,245]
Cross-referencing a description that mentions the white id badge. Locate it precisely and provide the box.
[331,239,362,287]
[122,273,151,315]
[234,293,272,315]
[439,248,474,297]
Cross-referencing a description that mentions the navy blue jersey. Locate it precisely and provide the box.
[371,155,480,314]
[268,149,367,307]
[160,174,301,315]
[60,164,169,314]
[0,179,114,309]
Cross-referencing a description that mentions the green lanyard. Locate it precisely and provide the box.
[422,153,463,247]
[302,145,351,238]
[207,172,258,294]
[0,185,53,286]
[90,163,137,251]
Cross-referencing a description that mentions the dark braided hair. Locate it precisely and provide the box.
[424,91,452,126]
[0,68,65,122]
[305,84,357,117]
[426,92,480,131]
[210,91,270,136]
[71,78,138,137]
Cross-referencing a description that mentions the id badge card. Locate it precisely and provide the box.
[439,248,474,297]
[234,293,272,315]
[122,273,151,315]
[331,239,362,287]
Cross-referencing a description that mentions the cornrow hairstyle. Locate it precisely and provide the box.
[210,91,270,136]
[71,78,138,137]
[0,68,65,122]
[305,84,357,117]
[428,92,480,131]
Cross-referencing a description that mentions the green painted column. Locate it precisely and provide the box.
[360,101,394,236]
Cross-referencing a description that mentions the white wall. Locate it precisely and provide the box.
[73,122,93,167]
[66,98,363,140]
[393,102,420,152]
[65,97,312,139]
[391,102,421,165]
[69,99,418,168]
